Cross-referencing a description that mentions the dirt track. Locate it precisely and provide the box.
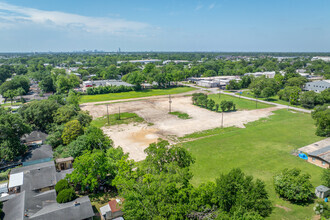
[82,96,283,161]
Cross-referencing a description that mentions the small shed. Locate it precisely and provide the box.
[55,157,74,171]
[100,198,124,220]
[315,185,330,198]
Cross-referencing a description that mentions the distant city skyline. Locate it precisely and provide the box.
[0,0,329,52]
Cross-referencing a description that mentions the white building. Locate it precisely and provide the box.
[304,80,330,93]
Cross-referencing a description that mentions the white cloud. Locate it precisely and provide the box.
[195,4,203,11]
[209,3,216,10]
[0,2,151,35]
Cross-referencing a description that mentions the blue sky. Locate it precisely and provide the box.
[0,0,329,52]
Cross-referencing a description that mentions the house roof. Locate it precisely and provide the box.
[309,146,330,163]
[8,172,23,188]
[55,168,73,182]
[299,138,330,154]
[0,183,8,194]
[22,145,53,164]
[21,131,48,143]
[109,199,123,213]
[11,161,55,174]
[28,196,94,220]
[55,157,74,163]
[2,191,25,220]
[100,204,111,216]
[316,185,330,192]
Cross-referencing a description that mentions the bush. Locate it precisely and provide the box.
[56,188,76,203]
[55,179,70,194]
[274,168,313,203]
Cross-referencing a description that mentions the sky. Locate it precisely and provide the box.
[0,0,329,52]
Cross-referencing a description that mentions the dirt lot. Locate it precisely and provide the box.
[81,96,282,161]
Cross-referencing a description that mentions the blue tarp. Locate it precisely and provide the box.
[299,153,308,160]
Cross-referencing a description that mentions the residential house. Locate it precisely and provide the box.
[298,138,330,168]
[100,198,124,220]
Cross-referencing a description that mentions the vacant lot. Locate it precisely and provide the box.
[82,95,281,161]
[80,87,196,103]
[180,109,324,220]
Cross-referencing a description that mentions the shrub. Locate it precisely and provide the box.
[56,188,76,203]
[55,179,70,194]
[274,168,313,203]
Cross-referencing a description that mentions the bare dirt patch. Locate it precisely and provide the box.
[275,204,292,212]
[82,96,283,161]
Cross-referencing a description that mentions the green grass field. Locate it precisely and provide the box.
[233,90,308,109]
[208,93,273,110]
[91,112,144,128]
[180,109,324,219]
[80,87,195,103]
[169,111,191,119]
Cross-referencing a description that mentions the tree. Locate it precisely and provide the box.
[0,108,31,160]
[277,86,301,105]
[226,80,241,90]
[0,75,29,96]
[285,77,308,88]
[39,74,55,93]
[311,105,330,137]
[220,100,227,112]
[56,188,76,203]
[122,71,145,90]
[67,90,81,109]
[215,168,272,217]
[300,91,318,109]
[68,150,110,191]
[19,99,60,132]
[66,126,112,158]
[215,104,219,112]
[55,179,70,194]
[261,87,275,100]
[274,168,313,203]
[207,99,215,110]
[61,120,83,145]
[321,168,330,187]
[3,89,18,105]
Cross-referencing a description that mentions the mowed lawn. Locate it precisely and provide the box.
[80,87,195,103]
[181,109,325,220]
[234,90,308,109]
[208,93,273,110]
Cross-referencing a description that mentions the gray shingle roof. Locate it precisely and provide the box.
[28,196,94,220]
[2,191,25,220]
[309,145,330,163]
[22,145,53,163]
[21,131,48,143]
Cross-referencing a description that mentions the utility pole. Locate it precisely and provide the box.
[256,95,258,109]
[106,104,110,126]
[169,94,172,113]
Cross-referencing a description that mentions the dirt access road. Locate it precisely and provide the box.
[82,94,283,161]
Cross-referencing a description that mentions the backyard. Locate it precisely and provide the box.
[180,109,325,220]
[80,87,196,103]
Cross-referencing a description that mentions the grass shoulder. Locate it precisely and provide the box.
[80,87,196,103]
